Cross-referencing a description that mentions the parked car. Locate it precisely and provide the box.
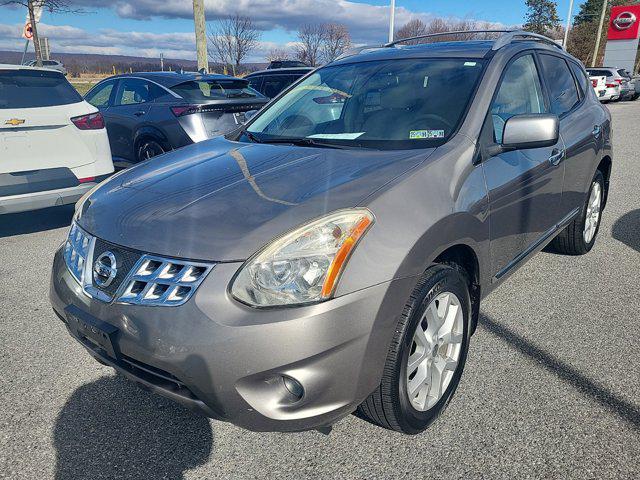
[266,60,309,69]
[0,65,113,214]
[25,59,67,76]
[586,67,634,100]
[51,31,612,435]
[589,75,618,102]
[84,72,269,168]
[245,67,314,98]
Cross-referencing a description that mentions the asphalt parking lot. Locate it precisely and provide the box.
[1,103,639,480]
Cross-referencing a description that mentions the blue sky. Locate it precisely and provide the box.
[0,1,577,61]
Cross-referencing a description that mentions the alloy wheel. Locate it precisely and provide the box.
[406,292,464,412]
[583,181,602,244]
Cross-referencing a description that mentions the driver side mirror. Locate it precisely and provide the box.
[487,114,559,157]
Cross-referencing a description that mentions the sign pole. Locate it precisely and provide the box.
[388,0,396,43]
[563,0,575,49]
[20,39,30,65]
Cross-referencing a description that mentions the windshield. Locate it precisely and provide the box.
[171,79,262,102]
[244,58,485,149]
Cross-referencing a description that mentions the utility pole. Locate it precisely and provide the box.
[28,0,43,67]
[563,0,574,49]
[591,0,608,67]
[192,0,209,73]
[388,0,396,43]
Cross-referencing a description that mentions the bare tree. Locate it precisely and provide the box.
[295,24,324,66]
[396,17,496,45]
[266,47,290,62]
[208,14,261,75]
[1,0,81,66]
[396,18,429,44]
[320,23,351,63]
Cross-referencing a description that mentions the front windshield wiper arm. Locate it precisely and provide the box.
[257,137,355,150]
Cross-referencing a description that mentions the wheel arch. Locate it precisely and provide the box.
[133,126,171,152]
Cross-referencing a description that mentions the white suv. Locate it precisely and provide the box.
[0,65,114,214]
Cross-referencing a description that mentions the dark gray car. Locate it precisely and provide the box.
[50,31,612,434]
[84,72,268,168]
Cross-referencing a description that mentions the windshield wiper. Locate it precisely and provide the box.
[257,137,354,150]
[244,131,263,143]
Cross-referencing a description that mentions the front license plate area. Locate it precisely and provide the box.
[65,305,119,359]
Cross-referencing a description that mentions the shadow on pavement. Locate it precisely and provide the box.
[0,205,74,238]
[54,375,213,480]
[612,209,640,254]
[479,314,640,431]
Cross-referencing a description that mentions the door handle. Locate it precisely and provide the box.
[548,148,565,166]
[592,125,602,138]
[134,111,146,117]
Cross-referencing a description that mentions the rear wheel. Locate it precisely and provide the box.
[356,265,471,434]
[548,170,604,255]
[136,138,166,163]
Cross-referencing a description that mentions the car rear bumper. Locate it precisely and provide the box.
[0,182,100,214]
[50,247,417,432]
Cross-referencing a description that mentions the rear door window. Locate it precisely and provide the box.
[569,62,588,98]
[539,54,580,116]
[491,54,547,142]
[114,79,156,106]
[0,69,82,109]
[85,80,116,108]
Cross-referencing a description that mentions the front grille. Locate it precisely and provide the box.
[91,238,142,298]
[64,221,214,307]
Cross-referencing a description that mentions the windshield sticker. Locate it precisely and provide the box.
[464,61,477,67]
[423,76,429,88]
[410,130,445,139]
[308,133,365,140]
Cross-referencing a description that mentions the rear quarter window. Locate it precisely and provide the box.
[569,62,588,98]
[0,69,82,109]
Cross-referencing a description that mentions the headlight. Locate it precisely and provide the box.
[231,209,374,307]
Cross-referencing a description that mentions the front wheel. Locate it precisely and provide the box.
[356,265,471,434]
[548,170,604,255]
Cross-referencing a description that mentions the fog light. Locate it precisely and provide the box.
[282,376,304,400]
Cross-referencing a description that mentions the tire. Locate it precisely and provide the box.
[548,170,604,255]
[136,138,166,163]
[355,265,471,434]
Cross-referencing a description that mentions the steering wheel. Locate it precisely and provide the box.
[280,114,314,133]
[412,113,455,132]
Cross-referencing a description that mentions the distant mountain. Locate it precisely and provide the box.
[0,50,268,75]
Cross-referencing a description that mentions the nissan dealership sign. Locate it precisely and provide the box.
[603,5,640,74]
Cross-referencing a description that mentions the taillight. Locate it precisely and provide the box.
[71,112,105,130]
[171,105,200,117]
[591,79,598,88]
[606,83,617,88]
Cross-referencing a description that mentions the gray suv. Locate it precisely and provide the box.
[50,31,612,435]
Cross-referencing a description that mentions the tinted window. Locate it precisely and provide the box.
[171,79,261,101]
[491,55,546,142]
[587,69,612,78]
[262,75,298,98]
[0,69,81,109]
[617,69,630,78]
[246,58,485,150]
[569,62,588,98]
[85,80,116,108]
[539,54,579,116]
[247,75,263,91]
[115,79,156,106]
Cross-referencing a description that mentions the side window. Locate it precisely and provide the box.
[569,62,588,98]
[247,75,263,92]
[491,54,546,143]
[539,54,580,116]
[115,79,153,106]
[85,80,115,108]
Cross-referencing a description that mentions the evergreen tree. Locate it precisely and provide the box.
[523,0,561,35]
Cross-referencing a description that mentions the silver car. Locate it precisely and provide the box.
[50,31,612,434]
[25,59,67,76]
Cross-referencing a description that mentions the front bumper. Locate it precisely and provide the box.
[50,247,417,432]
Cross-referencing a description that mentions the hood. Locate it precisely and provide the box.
[78,137,434,261]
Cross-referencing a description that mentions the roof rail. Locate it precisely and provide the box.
[384,29,563,51]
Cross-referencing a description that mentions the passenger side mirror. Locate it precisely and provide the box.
[486,113,560,157]
[501,114,559,150]
[244,110,258,123]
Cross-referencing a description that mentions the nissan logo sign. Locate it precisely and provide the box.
[613,11,637,31]
[93,251,118,288]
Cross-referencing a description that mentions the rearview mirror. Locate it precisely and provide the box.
[502,114,559,150]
